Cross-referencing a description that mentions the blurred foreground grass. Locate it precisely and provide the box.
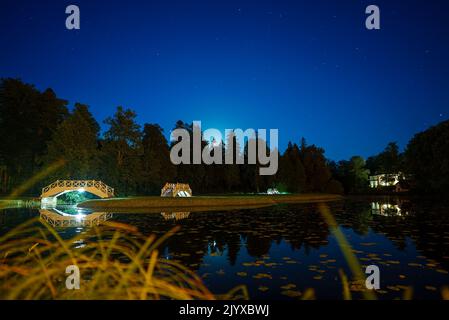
[0,218,248,300]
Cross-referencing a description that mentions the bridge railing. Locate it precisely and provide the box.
[42,180,114,198]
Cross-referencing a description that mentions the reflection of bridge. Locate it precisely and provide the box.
[39,209,113,227]
[161,212,190,221]
[41,180,114,206]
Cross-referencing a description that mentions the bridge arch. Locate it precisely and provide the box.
[41,180,114,207]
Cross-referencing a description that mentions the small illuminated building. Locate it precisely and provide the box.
[369,173,401,188]
[267,188,280,195]
[161,183,192,197]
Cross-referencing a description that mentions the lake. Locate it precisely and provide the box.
[1,197,448,300]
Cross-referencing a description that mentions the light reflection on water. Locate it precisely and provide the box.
[39,207,114,227]
[1,198,448,299]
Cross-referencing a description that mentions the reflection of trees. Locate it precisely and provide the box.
[111,205,332,270]
[335,201,372,236]
[109,199,449,272]
[336,199,449,270]
[0,208,36,234]
[244,235,272,257]
[390,200,449,270]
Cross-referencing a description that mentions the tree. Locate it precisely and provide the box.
[324,179,344,194]
[101,106,142,196]
[224,132,241,192]
[141,123,175,194]
[171,121,207,193]
[276,142,306,193]
[42,103,100,181]
[300,139,332,192]
[348,156,370,193]
[366,142,403,175]
[0,78,68,193]
[405,120,449,193]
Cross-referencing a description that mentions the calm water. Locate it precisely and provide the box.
[1,197,449,299]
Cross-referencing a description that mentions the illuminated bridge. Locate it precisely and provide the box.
[40,180,114,207]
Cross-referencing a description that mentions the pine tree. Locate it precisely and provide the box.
[42,103,100,181]
[101,106,142,195]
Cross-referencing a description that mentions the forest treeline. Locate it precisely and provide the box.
[0,79,448,196]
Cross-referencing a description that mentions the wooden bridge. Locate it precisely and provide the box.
[41,180,114,206]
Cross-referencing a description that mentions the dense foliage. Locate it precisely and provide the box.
[404,120,449,193]
[1,79,447,196]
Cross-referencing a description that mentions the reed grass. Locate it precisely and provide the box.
[0,218,248,300]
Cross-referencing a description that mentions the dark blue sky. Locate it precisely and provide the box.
[1,0,448,160]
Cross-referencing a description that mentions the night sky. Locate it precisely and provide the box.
[1,0,448,160]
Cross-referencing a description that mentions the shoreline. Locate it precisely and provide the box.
[77,194,343,211]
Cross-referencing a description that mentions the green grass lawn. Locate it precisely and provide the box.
[78,193,343,211]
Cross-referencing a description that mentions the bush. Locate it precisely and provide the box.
[324,179,345,194]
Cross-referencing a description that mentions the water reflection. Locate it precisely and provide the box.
[161,212,190,221]
[1,198,449,299]
[39,208,113,227]
[371,199,411,217]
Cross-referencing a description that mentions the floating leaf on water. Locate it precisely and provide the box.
[281,290,302,298]
[360,258,371,261]
[253,273,272,280]
[242,262,259,267]
[397,285,410,290]
[387,286,401,292]
[408,263,422,267]
[280,283,296,290]
[360,242,377,247]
